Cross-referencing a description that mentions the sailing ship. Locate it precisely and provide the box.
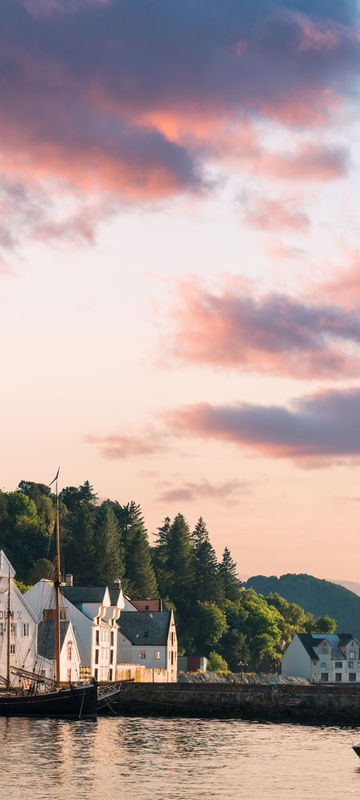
[0,472,97,719]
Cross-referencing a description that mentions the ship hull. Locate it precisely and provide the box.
[0,682,97,719]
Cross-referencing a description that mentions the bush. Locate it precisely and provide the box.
[207,651,228,672]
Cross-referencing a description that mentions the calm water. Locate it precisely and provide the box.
[2,716,360,799]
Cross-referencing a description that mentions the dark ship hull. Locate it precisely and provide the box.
[0,682,97,719]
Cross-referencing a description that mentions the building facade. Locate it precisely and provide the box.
[0,551,38,687]
[117,609,178,682]
[282,633,360,683]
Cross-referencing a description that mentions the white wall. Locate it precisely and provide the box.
[281,635,312,680]
[0,579,38,687]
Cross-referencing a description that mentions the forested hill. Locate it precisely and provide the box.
[246,574,360,640]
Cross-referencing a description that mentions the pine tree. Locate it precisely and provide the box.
[218,547,242,602]
[192,518,223,606]
[125,530,158,597]
[165,513,195,610]
[152,516,172,598]
[94,501,124,585]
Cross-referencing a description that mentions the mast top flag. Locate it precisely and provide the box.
[49,467,60,487]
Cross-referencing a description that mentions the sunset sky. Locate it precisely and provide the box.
[2,0,360,582]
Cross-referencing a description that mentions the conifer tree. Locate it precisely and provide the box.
[125,530,158,598]
[192,517,223,606]
[165,513,195,609]
[94,501,124,586]
[218,546,242,603]
[152,516,172,598]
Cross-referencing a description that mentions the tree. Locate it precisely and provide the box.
[207,651,228,672]
[28,558,55,583]
[218,547,242,603]
[94,501,124,586]
[311,615,337,634]
[192,517,223,605]
[125,530,158,598]
[165,514,195,609]
[194,601,228,653]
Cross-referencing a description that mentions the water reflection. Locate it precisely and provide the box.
[1,716,360,800]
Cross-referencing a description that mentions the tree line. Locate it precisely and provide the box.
[0,480,336,672]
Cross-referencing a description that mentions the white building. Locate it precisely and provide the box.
[117,609,178,682]
[281,633,360,683]
[0,551,38,687]
[37,618,81,683]
[25,580,122,682]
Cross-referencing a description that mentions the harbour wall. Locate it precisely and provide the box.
[99,681,360,724]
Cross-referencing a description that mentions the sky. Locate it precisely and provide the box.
[2,0,360,582]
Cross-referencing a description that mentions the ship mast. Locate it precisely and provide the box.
[53,471,61,685]
[6,568,11,690]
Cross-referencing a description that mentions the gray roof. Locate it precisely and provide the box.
[297,632,358,661]
[118,611,171,646]
[297,634,319,660]
[38,620,70,660]
[61,587,107,605]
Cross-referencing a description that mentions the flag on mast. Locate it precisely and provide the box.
[49,467,60,486]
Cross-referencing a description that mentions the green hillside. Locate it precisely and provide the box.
[246,573,360,640]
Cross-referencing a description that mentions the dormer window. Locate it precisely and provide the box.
[350,651,356,659]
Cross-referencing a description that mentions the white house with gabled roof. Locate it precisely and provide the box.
[0,550,38,687]
[282,633,360,683]
[25,579,122,681]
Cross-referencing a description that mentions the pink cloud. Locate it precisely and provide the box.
[240,194,310,232]
[158,478,249,503]
[85,431,167,459]
[166,280,360,379]
[256,143,348,182]
[165,387,360,467]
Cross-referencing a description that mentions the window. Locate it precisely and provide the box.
[67,668,71,681]
[349,660,354,668]
[171,632,174,645]
[95,630,100,646]
[10,644,15,655]
[140,650,146,659]
[67,644,72,661]
[110,631,114,647]
[95,649,99,664]
[349,673,356,682]
[94,669,98,681]
[0,623,4,636]
[11,623,16,637]
[321,662,327,668]
[60,608,67,620]
[109,669,113,681]
[23,623,29,637]
[321,673,328,682]
[171,651,174,666]
[335,673,342,682]
[350,651,356,659]
[154,651,160,660]
[334,662,343,668]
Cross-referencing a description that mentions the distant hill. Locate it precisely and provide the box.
[332,579,360,598]
[245,573,360,640]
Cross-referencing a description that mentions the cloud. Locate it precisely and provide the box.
[158,478,249,503]
[166,387,360,466]
[256,143,349,181]
[166,280,360,379]
[240,194,310,231]
[0,0,357,260]
[85,431,167,459]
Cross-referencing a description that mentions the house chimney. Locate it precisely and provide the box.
[66,574,73,587]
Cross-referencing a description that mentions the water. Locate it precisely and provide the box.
[2,716,360,800]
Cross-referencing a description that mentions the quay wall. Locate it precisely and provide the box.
[100,681,360,723]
